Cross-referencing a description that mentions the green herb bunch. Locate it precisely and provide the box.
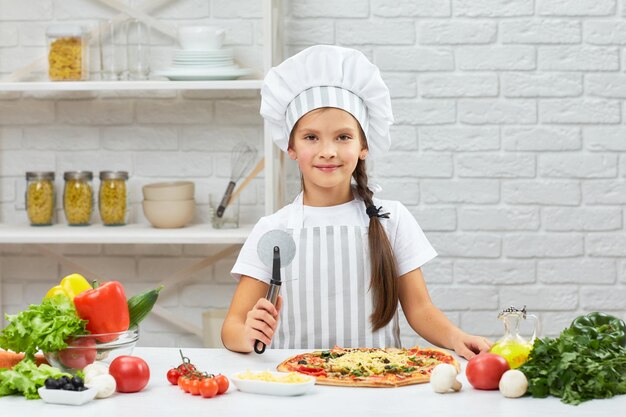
[519,327,626,405]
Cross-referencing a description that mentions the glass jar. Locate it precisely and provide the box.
[99,171,129,226]
[63,171,93,226]
[46,24,88,81]
[25,171,55,226]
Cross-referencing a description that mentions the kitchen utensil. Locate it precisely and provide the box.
[210,192,239,229]
[216,143,257,218]
[254,229,296,354]
[489,305,541,369]
[229,157,265,206]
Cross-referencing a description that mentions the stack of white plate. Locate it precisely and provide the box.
[155,48,252,81]
[172,48,235,68]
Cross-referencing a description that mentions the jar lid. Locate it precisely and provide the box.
[26,171,55,180]
[64,171,93,181]
[100,171,129,180]
[46,24,84,37]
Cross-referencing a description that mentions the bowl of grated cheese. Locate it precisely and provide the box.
[231,370,315,396]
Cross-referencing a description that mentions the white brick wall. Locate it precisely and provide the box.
[1,0,625,349]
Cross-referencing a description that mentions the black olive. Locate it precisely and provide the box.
[297,360,307,364]
[382,358,390,364]
[76,386,87,391]
[71,376,84,388]
[62,383,75,391]
[44,378,60,390]
[59,376,71,385]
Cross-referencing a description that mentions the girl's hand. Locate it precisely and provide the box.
[244,296,283,350]
[450,331,492,360]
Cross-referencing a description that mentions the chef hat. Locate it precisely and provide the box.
[260,45,394,158]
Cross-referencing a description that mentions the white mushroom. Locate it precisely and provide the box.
[430,363,462,393]
[86,373,117,399]
[499,370,528,398]
[83,361,110,384]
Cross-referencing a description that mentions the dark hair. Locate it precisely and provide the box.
[289,108,399,332]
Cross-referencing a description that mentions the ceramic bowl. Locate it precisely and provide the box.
[142,181,195,201]
[142,199,195,228]
[178,26,225,50]
[44,327,139,373]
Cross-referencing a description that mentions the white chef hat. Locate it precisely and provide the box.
[260,45,394,158]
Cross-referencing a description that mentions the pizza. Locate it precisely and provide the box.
[276,345,459,388]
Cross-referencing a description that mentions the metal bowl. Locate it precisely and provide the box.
[44,326,139,373]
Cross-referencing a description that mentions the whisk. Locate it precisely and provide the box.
[216,143,258,218]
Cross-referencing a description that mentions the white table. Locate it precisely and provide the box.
[1,347,624,417]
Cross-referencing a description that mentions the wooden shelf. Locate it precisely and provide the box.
[0,223,253,244]
[0,80,263,92]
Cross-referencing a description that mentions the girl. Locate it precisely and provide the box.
[221,45,491,360]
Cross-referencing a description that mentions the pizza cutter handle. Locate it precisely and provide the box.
[254,340,266,354]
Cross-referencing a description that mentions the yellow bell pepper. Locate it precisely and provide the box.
[44,273,92,300]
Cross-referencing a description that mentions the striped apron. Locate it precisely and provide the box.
[271,198,401,349]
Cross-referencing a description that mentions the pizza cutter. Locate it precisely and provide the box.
[254,229,296,354]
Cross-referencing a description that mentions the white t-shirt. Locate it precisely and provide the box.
[231,193,437,283]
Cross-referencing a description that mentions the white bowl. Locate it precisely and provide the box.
[142,199,195,228]
[142,181,194,201]
[38,386,98,406]
[230,371,315,396]
[178,26,224,50]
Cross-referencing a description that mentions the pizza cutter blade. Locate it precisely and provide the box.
[254,230,296,354]
[256,229,296,268]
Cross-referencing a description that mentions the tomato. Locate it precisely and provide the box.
[189,378,201,396]
[109,355,151,393]
[465,353,510,390]
[58,337,97,370]
[178,376,190,392]
[199,377,219,398]
[297,366,326,377]
[214,374,229,394]
[166,368,181,385]
[177,363,196,376]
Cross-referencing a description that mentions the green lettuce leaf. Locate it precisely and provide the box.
[0,295,87,359]
[0,359,69,399]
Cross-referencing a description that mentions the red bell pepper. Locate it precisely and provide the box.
[74,281,130,342]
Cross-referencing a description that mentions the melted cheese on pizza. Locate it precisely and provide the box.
[325,349,441,376]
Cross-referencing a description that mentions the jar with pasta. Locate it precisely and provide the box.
[63,171,93,226]
[99,171,129,226]
[46,24,88,81]
[25,172,55,226]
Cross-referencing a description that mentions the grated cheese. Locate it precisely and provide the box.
[236,370,311,384]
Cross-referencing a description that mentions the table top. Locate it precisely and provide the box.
[1,347,624,417]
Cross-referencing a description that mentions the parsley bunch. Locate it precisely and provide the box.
[519,327,626,405]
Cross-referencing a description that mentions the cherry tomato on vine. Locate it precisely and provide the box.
[177,363,196,376]
[178,376,190,393]
[214,374,229,394]
[167,368,181,385]
[189,379,201,396]
[199,377,219,398]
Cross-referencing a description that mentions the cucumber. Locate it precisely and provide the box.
[127,285,163,328]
